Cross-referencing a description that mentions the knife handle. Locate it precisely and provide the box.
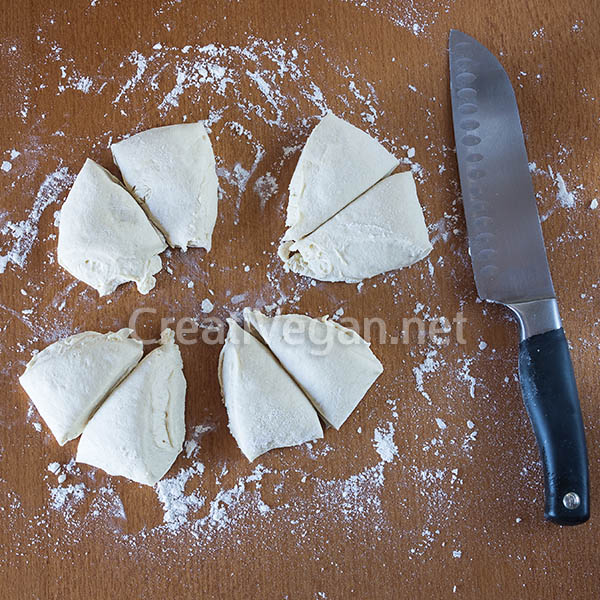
[518,327,589,525]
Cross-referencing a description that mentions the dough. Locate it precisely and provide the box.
[279,172,432,282]
[111,122,219,251]
[282,112,399,243]
[218,319,323,462]
[19,328,143,446]
[76,329,186,486]
[244,310,383,429]
[57,158,166,296]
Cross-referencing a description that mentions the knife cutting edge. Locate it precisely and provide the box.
[448,30,590,525]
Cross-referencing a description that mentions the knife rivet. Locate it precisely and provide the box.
[563,492,580,510]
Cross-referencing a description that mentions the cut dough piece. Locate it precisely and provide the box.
[111,122,219,251]
[19,329,143,446]
[282,112,399,242]
[76,329,186,486]
[57,158,166,296]
[218,319,323,462]
[279,171,432,282]
[244,310,383,429]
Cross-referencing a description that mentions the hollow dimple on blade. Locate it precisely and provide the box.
[449,30,555,304]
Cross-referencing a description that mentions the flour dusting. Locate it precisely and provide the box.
[155,462,206,531]
[0,166,73,274]
[373,422,399,463]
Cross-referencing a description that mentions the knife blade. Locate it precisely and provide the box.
[449,30,590,526]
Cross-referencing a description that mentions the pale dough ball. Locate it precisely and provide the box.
[19,328,143,445]
[76,329,186,486]
[218,319,323,462]
[111,122,219,252]
[283,112,399,243]
[244,309,383,429]
[280,171,432,282]
[57,158,166,296]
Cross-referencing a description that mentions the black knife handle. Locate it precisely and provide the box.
[518,327,589,525]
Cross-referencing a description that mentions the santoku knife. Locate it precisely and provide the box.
[448,30,589,525]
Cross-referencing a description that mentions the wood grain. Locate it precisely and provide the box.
[1,1,598,598]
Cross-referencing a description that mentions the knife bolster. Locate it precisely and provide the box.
[506,298,562,341]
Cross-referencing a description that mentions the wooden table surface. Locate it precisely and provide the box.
[1,1,598,598]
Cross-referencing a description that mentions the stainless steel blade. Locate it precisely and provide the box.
[449,30,555,304]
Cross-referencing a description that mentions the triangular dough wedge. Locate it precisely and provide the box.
[76,329,186,486]
[282,112,399,242]
[218,319,323,462]
[57,159,167,296]
[111,122,219,251]
[279,171,432,282]
[19,329,143,446]
[244,310,383,429]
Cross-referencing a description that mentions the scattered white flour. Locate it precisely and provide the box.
[590,199,598,210]
[49,482,86,512]
[413,349,440,403]
[0,165,73,274]
[184,423,216,459]
[155,462,206,531]
[450,468,459,485]
[435,418,447,430]
[457,358,476,399]
[75,76,93,93]
[230,293,247,305]
[253,172,279,210]
[333,307,344,320]
[553,171,576,208]
[113,50,148,104]
[206,464,272,527]
[342,0,454,36]
[89,485,127,522]
[315,462,385,524]
[1,161,12,172]
[528,160,589,221]
[373,422,398,463]
[200,298,214,313]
